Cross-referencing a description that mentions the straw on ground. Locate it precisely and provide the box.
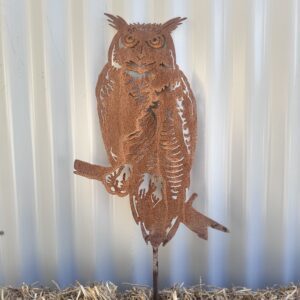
[0,281,299,299]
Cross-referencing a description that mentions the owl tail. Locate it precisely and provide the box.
[182,193,229,240]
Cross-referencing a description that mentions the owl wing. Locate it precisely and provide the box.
[174,70,197,166]
[96,64,120,165]
[161,70,197,193]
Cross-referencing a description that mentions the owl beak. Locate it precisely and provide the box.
[137,53,145,60]
[136,44,146,60]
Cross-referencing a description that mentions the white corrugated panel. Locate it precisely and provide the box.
[0,0,299,289]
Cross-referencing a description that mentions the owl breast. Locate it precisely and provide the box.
[96,65,154,165]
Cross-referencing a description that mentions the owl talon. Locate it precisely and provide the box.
[103,164,132,197]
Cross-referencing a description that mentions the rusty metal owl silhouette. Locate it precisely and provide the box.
[74,13,228,299]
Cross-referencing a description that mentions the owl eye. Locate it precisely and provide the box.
[148,35,165,48]
[122,34,138,48]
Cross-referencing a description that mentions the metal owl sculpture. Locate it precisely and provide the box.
[74,14,228,299]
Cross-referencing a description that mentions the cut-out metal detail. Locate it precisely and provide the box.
[74,13,229,299]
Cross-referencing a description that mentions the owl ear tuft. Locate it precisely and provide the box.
[161,17,187,32]
[104,13,128,30]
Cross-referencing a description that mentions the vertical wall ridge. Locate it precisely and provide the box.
[27,0,60,284]
[0,2,21,284]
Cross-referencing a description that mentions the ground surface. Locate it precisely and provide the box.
[0,282,299,299]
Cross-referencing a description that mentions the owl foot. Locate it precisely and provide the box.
[104,164,132,196]
[137,173,163,204]
[74,160,132,197]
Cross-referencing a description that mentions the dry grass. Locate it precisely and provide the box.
[0,282,299,300]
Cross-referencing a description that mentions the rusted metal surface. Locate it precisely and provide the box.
[74,14,229,296]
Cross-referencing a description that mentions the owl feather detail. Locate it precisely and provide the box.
[74,13,228,249]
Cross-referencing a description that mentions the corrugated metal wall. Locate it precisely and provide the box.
[0,0,300,289]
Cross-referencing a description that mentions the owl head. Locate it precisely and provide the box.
[105,13,186,74]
